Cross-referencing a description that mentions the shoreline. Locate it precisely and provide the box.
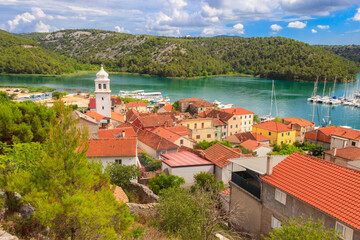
[0,71,358,82]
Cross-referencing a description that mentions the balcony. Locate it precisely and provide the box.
[231,171,261,199]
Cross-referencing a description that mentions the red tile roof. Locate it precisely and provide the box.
[178,97,202,102]
[261,152,360,230]
[111,111,125,122]
[137,128,178,151]
[212,118,227,126]
[111,185,129,203]
[240,139,263,151]
[197,110,212,118]
[87,138,137,157]
[151,127,181,143]
[162,151,213,167]
[203,109,233,122]
[85,111,105,121]
[136,114,174,129]
[98,127,137,138]
[126,108,138,122]
[305,126,337,143]
[165,126,190,136]
[332,127,360,141]
[324,147,360,161]
[221,107,254,115]
[162,104,174,112]
[253,121,293,132]
[204,143,242,168]
[252,133,270,142]
[111,97,122,105]
[125,101,148,107]
[89,98,96,109]
[282,117,314,127]
[178,97,215,108]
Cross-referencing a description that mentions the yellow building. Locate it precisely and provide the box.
[179,118,222,142]
[252,120,296,145]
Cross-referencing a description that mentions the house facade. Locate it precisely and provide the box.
[229,152,360,239]
[304,126,337,150]
[330,127,360,149]
[179,118,219,142]
[252,121,296,145]
[281,117,315,143]
[151,127,194,149]
[323,146,360,169]
[125,101,148,113]
[178,97,216,115]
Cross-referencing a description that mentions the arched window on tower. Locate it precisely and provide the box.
[98,84,102,89]
[103,84,106,89]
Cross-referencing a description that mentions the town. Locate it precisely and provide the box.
[36,66,358,239]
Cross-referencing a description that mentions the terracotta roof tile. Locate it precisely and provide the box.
[126,108,138,122]
[178,97,202,102]
[125,101,148,107]
[89,98,96,109]
[137,114,174,128]
[332,127,360,141]
[162,151,212,167]
[137,129,178,151]
[178,97,215,108]
[252,133,270,142]
[261,152,360,230]
[212,118,227,126]
[85,111,105,121]
[98,127,137,138]
[151,127,181,143]
[305,126,337,143]
[87,138,137,157]
[204,143,242,168]
[204,109,233,122]
[221,107,254,115]
[111,111,125,123]
[111,185,129,203]
[165,126,190,136]
[324,147,360,161]
[253,121,293,132]
[282,117,314,127]
[240,139,262,151]
[162,104,174,112]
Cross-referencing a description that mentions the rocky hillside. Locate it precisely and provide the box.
[20,30,360,81]
[0,30,80,75]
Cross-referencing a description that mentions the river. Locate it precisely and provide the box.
[0,74,359,129]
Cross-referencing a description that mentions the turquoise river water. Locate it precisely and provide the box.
[0,74,359,129]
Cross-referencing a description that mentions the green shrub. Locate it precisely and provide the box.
[149,173,185,195]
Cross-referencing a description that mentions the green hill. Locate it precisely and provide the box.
[18,30,360,81]
[319,45,360,65]
[0,30,80,75]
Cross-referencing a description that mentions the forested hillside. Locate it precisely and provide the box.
[0,30,82,75]
[22,29,359,82]
[319,45,360,65]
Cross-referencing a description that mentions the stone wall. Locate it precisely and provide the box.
[127,182,159,204]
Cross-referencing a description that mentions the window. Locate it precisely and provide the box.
[115,159,122,164]
[288,132,290,136]
[271,216,282,229]
[223,132,226,136]
[240,116,242,119]
[230,125,233,129]
[200,108,203,111]
[289,140,291,143]
[352,142,356,146]
[180,139,184,145]
[224,126,226,129]
[98,84,102,89]
[233,117,236,120]
[201,123,204,128]
[207,134,211,138]
[269,132,271,136]
[245,115,247,119]
[103,84,106,89]
[102,106,104,110]
[194,123,197,129]
[275,189,286,205]
[230,132,232,136]
[249,121,251,125]
[336,222,353,240]
[215,133,217,137]
[282,133,284,137]
[260,132,262,135]
[236,124,238,128]
[281,141,283,144]
[187,124,190,128]
[196,135,200,139]
[102,97,104,100]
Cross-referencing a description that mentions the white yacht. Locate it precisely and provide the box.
[119,90,170,103]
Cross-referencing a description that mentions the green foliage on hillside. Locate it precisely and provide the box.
[195,140,232,150]
[320,45,360,66]
[23,29,359,81]
[0,30,88,75]
[149,173,185,195]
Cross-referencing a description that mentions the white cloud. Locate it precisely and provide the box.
[270,24,282,31]
[114,25,131,33]
[311,29,317,33]
[353,8,360,21]
[35,21,51,32]
[7,7,53,31]
[31,7,46,18]
[233,23,245,34]
[317,24,329,29]
[68,6,107,15]
[8,12,36,31]
[287,21,306,28]
[56,15,68,20]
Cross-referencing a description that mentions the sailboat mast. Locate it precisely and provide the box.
[322,78,327,97]
[332,76,337,97]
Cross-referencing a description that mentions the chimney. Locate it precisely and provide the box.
[266,155,273,175]
[122,130,125,138]
[332,147,336,157]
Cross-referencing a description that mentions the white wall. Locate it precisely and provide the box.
[162,163,214,186]
[88,156,138,169]
[255,146,272,157]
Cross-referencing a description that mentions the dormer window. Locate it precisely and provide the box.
[98,84,102,89]
[103,84,106,89]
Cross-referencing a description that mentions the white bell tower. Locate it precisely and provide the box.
[95,65,111,118]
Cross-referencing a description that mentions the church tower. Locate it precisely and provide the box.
[95,65,111,118]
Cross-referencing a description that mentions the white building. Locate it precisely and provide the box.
[95,65,111,118]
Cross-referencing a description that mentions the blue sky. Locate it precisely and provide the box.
[1,0,360,45]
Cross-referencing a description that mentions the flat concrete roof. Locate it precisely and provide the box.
[229,155,289,175]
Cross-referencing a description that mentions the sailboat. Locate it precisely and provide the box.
[307,76,321,102]
[260,80,278,122]
[318,78,331,103]
[327,77,341,105]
